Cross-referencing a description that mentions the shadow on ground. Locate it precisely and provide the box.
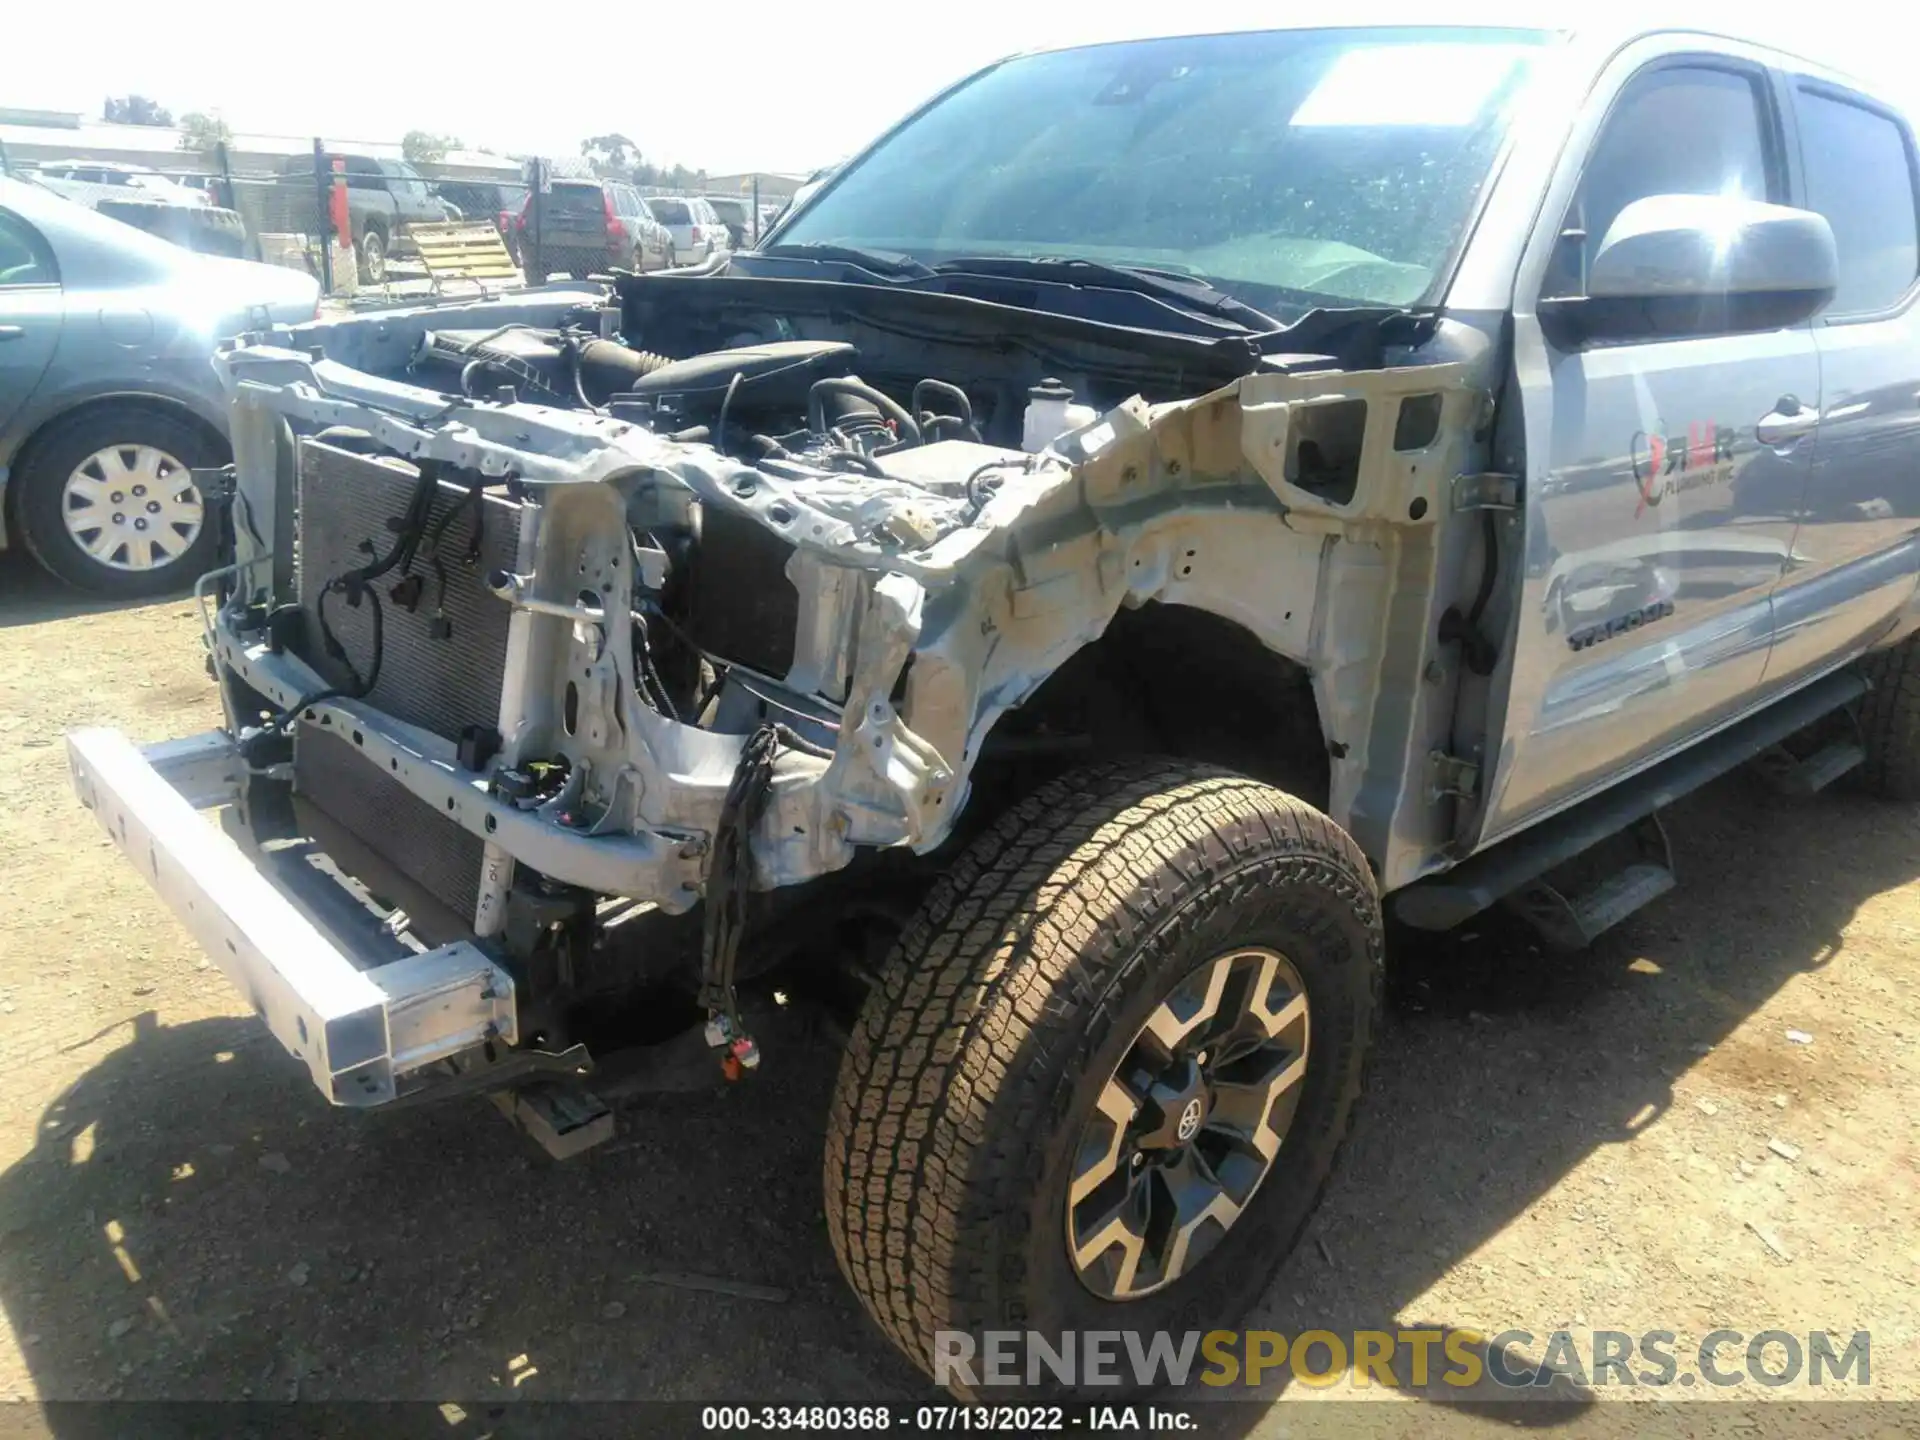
[0,553,189,630]
[1,769,1913,1428]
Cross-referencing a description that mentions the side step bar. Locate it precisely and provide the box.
[1753,739,1865,797]
[1394,668,1868,932]
[1502,813,1675,950]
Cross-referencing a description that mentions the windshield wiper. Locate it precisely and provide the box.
[754,244,1293,341]
[755,242,932,278]
[926,255,1284,333]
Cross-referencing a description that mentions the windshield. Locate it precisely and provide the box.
[649,198,692,224]
[777,27,1546,311]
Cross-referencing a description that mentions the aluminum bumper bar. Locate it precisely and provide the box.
[66,727,517,1107]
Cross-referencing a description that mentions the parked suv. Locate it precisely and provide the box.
[643,194,730,264]
[68,23,1920,1399]
[516,179,670,283]
[276,154,456,283]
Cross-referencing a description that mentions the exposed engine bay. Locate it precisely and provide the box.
[204,275,1493,1078]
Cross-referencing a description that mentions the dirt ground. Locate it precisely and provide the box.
[0,549,1916,1432]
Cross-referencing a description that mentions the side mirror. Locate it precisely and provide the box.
[1545,194,1837,344]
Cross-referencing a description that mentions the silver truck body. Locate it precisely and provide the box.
[66,24,1920,1108]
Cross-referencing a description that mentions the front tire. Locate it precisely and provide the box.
[824,759,1382,1397]
[1854,633,1920,799]
[13,407,222,596]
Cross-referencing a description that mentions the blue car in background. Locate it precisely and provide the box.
[0,175,320,595]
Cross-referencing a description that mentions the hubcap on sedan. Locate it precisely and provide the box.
[62,445,203,572]
[1067,948,1310,1301]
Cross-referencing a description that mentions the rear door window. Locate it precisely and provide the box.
[548,183,608,219]
[1794,86,1920,315]
[0,210,59,285]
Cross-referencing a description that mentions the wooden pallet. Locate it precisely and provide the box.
[410,221,522,287]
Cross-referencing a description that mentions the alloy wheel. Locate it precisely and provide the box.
[1066,947,1310,1300]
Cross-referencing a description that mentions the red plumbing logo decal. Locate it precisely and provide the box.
[1630,422,1736,517]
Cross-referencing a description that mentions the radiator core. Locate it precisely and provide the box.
[290,439,522,922]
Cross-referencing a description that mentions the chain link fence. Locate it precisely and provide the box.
[511,157,778,288]
[5,136,791,300]
[215,141,537,298]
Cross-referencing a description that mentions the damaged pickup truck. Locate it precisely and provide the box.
[65,23,1920,1393]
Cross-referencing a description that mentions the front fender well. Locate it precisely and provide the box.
[955,601,1333,813]
[890,359,1488,876]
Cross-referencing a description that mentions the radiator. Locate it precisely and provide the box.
[291,439,522,923]
[296,725,489,924]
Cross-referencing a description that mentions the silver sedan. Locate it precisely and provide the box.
[0,175,320,594]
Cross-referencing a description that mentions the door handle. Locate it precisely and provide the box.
[1755,397,1818,447]
[0,325,25,342]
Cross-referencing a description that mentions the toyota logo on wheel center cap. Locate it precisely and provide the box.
[1176,1097,1204,1142]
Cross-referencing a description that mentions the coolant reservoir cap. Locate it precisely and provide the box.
[1029,377,1074,402]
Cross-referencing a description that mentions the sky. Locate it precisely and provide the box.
[7,0,1919,177]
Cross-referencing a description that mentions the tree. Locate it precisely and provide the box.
[104,95,173,127]
[402,130,461,166]
[580,133,640,179]
[177,112,232,156]
[573,136,708,191]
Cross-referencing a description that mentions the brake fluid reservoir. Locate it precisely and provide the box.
[1021,377,1098,454]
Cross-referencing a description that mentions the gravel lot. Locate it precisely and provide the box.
[1,552,1915,1429]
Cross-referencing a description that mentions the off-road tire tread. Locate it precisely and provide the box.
[823,758,1382,1383]
[1856,634,1920,799]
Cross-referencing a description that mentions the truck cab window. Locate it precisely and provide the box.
[1545,65,1774,300]
[1794,87,1920,315]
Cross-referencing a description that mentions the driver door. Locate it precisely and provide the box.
[1478,50,1822,842]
